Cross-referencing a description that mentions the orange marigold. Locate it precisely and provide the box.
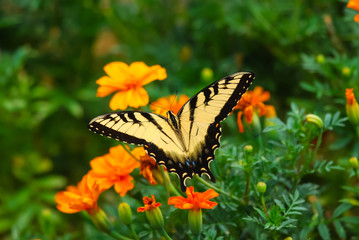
[347,0,359,22]
[345,88,359,125]
[137,195,162,212]
[96,61,167,110]
[132,147,162,185]
[89,145,140,197]
[168,186,218,211]
[234,86,276,133]
[150,94,190,117]
[55,174,104,214]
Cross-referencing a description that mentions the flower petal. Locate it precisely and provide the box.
[109,90,130,110]
[127,87,149,109]
[129,62,167,86]
[237,111,244,133]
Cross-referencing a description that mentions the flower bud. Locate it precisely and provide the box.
[201,67,214,82]
[145,207,164,229]
[118,202,132,225]
[188,209,202,235]
[284,237,293,240]
[257,182,267,193]
[179,45,191,62]
[244,145,253,153]
[316,54,325,64]
[349,157,359,169]
[342,67,351,76]
[306,114,323,128]
[90,209,110,232]
[346,89,359,125]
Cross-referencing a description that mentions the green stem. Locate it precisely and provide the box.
[243,173,251,204]
[119,142,141,163]
[161,167,183,196]
[194,175,242,203]
[311,128,323,167]
[159,227,172,240]
[129,224,140,240]
[260,194,269,219]
[109,230,135,240]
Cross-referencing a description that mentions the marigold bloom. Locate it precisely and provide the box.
[55,174,104,214]
[96,61,167,110]
[137,194,162,212]
[168,186,218,211]
[132,147,163,185]
[347,0,359,22]
[346,88,359,125]
[89,145,140,197]
[234,86,276,133]
[150,94,190,117]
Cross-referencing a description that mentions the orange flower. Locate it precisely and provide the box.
[132,147,161,185]
[55,174,104,214]
[234,86,276,133]
[346,88,359,125]
[89,145,140,197]
[137,195,162,212]
[168,186,218,211]
[150,94,189,117]
[96,61,167,110]
[347,0,359,22]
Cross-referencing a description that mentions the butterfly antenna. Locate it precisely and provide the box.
[169,91,178,111]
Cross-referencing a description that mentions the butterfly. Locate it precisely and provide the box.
[88,72,254,191]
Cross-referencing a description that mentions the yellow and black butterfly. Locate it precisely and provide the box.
[88,72,254,191]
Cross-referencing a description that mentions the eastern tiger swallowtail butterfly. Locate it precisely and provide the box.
[89,72,254,191]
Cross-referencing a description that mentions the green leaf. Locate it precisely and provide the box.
[318,223,330,240]
[333,203,352,218]
[253,207,268,220]
[340,216,359,224]
[274,199,285,210]
[34,175,67,189]
[333,220,346,239]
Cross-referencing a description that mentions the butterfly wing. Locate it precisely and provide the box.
[88,111,194,189]
[177,72,254,184]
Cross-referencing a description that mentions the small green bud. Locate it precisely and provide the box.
[90,209,110,232]
[145,207,164,229]
[257,182,267,193]
[342,67,351,76]
[349,157,359,169]
[118,202,132,225]
[316,54,325,64]
[188,209,202,235]
[306,114,323,128]
[244,145,253,153]
[201,67,214,82]
[284,237,293,240]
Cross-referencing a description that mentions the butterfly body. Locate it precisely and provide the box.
[89,72,254,191]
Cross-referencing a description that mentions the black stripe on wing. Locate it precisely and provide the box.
[88,111,167,146]
[177,72,254,123]
[214,73,254,123]
[192,122,222,183]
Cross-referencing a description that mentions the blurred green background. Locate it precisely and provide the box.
[1,0,358,239]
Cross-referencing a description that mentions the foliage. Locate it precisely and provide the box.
[1,0,359,239]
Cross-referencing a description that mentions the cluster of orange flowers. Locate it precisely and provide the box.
[55,61,280,215]
[55,61,221,216]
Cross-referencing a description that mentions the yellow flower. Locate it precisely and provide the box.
[96,61,167,110]
[150,94,189,117]
[347,0,359,22]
